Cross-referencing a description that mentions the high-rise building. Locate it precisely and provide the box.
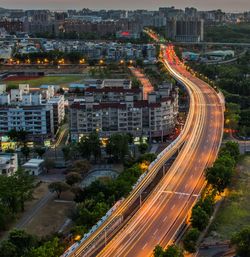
[166,18,204,42]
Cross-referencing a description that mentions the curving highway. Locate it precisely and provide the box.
[96,43,224,257]
[65,34,224,257]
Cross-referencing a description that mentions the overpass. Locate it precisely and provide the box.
[64,31,224,257]
[96,44,224,257]
[173,41,250,47]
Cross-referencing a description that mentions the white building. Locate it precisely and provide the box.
[0,105,54,142]
[40,85,57,99]
[19,84,29,94]
[0,153,18,176]
[0,84,65,140]
[0,84,6,94]
[0,93,10,105]
[48,95,65,132]
[22,159,44,176]
[10,89,23,102]
[21,93,42,105]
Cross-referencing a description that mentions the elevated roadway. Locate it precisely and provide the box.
[96,44,224,257]
[66,32,224,256]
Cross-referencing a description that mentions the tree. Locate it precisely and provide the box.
[0,169,35,214]
[138,153,157,163]
[6,129,19,142]
[183,228,200,253]
[0,240,18,257]
[27,237,64,257]
[21,146,30,160]
[154,245,165,257]
[89,132,101,162]
[66,172,82,186]
[106,133,129,161]
[164,244,184,257]
[44,158,55,173]
[154,244,184,257]
[220,141,240,162]
[0,204,13,231]
[190,206,209,231]
[231,226,250,257]
[48,182,70,199]
[78,132,101,161]
[62,144,79,161]
[7,129,28,147]
[70,160,91,177]
[138,143,148,154]
[34,147,46,158]
[70,225,87,238]
[13,169,35,211]
[196,193,215,216]
[8,229,37,256]
[225,103,240,130]
[131,78,141,88]
[205,154,235,192]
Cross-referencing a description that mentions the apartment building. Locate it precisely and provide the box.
[166,17,204,42]
[48,95,65,132]
[69,81,178,141]
[0,153,18,176]
[0,84,65,142]
[0,105,54,142]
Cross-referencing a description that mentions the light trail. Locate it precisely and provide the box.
[65,31,224,257]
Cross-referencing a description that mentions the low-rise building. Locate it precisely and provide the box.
[22,158,44,176]
[0,153,18,176]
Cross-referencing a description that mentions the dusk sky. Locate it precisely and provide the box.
[1,0,250,12]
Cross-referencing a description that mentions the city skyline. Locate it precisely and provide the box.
[1,0,250,12]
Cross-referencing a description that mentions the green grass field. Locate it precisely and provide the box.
[210,155,250,239]
[5,75,84,88]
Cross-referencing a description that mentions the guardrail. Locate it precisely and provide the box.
[62,41,197,257]
[61,114,187,257]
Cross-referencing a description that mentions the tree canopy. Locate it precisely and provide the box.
[231,226,250,257]
[153,244,184,257]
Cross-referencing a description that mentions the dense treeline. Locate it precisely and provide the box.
[0,172,66,257]
[189,51,250,136]
[182,141,240,253]
[0,229,64,257]
[70,152,156,235]
[231,226,250,257]
[0,169,35,231]
[14,50,86,64]
[205,23,250,43]
[153,244,184,257]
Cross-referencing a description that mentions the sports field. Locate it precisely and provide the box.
[3,75,84,88]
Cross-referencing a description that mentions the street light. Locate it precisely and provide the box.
[79,58,85,64]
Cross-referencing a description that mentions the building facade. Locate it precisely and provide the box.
[0,153,18,176]
[0,105,54,141]
[0,84,64,142]
[166,18,204,42]
[69,81,178,141]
